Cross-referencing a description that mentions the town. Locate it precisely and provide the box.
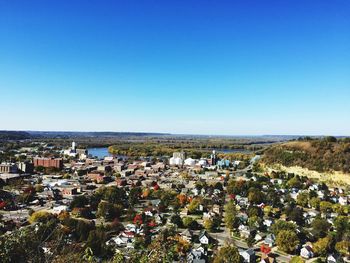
[0,138,349,263]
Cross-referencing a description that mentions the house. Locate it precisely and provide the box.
[212,204,222,215]
[58,185,78,196]
[187,248,207,263]
[264,234,276,247]
[239,248,256,263]
[338,196,348,206]
[300,245,314,259]
[238,225,252,239]
[260,254,276,263]
[198,230,210,245]
[180,229,193,242]
[86,171,105,183]
[263,219,273,229]
[327,254,344,263]
[254,232,265,242]
[106,236,129,247]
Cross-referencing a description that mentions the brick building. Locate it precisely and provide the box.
[33,157,63,169]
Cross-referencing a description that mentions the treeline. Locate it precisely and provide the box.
[0,131,32,141]
[262,137,350,173]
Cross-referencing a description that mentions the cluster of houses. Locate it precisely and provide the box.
[1,142,350,262]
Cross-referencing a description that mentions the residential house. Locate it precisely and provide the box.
[239,248,256,263]
[180,229,193,242]
[327,254,344,263]
[300,245,314,259]
[264,234,276,247]
[198,230,210,245]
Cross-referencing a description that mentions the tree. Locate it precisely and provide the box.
[128,187,141,206]
[176,194,188,207]
[204,219,214,232]
[335,240,350,258]
[276,230,300,254]
[96,201,121,221]
[290,256,305,263]
[296,192,309,207]
[313,236,332,256]
[213,244,243,263]
[86,229,108,257]
[70,195,89,209]
[311,217,331,239]
[182,217,197,230]
[224,201,238,230]
[334,216,350,241]
[287,176,302,189]
[28,210,55,224]
[170,214,182,227]
[188,198,201,214]
[271,220,296,236]
[248,188,265,204]
[319,201,333,214]
[309,197,321,210]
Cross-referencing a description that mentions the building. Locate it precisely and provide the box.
[17,161,34,173]
[184,158,196,166]
[169,152,186,166]
[300,245,314,259]
[210,150,217,165]
[63,142,88,159]
[33,157,63,169]
[239,249,256,263]
[0,163,18,174]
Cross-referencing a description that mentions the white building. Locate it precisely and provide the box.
[184,158,196,166]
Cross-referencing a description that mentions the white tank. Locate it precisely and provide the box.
[184,158,195,166]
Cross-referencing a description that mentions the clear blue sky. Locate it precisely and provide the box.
[0,0,349,135]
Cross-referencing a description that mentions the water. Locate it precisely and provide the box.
[88,147,111,159]
[215,148,252,154]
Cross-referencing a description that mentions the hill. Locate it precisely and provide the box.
[0,131,32,140]
[262,138,350,173]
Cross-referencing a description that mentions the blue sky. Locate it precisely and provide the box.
[0,0,349,135]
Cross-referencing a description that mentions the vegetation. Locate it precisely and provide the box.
[213,243,242,263]
[276,230,300,254]
[263,138,350,173]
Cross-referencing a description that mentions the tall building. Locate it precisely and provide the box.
[169,151,186,166]
[210,150,218,165]
[63,141,88,159]
[33,157,63,169]
[17,161,34,173]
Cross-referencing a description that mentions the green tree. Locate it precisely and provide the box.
[188,198,201,214]
[213,243,243,263]
[313,236,332,256]
[271,220,296,236]
[311,217,331,239]
[319,201,333,214]
[96,201,121,221]
[182,217,197,230]
[335,240,350,258]
[290,256,305,263]
[204,219,214,232]
[248,188,265,204]
[224,201,238,230]
[276,230,300,254]
[296,192,309,207]
[28,210,55,224]
[309,197,321,210]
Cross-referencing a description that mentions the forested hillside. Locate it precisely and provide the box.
[263,137,350,173]
[0,131,32,140]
